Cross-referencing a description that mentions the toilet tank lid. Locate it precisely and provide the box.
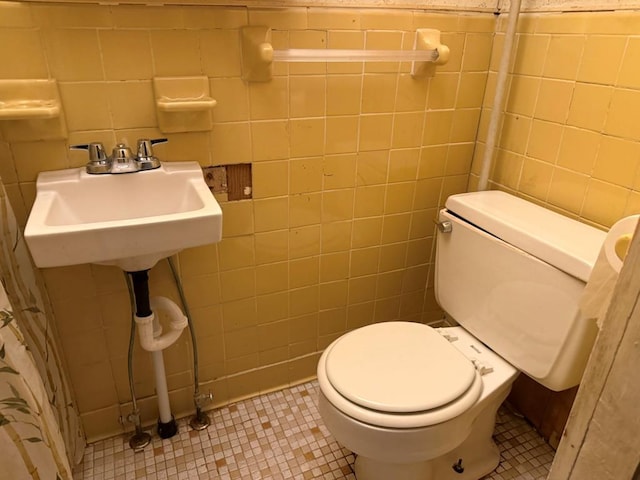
[445,191,607,282]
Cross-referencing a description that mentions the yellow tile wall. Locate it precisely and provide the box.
[0,2,494,440]
[472,11,640,229]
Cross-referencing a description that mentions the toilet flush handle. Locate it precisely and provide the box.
[435,220,452,233]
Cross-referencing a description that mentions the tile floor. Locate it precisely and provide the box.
[74,381,554,480]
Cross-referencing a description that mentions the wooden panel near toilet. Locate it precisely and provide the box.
[507,374,578,449]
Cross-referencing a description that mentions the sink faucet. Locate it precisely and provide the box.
[110,143,137,174]
[70,138,167,174]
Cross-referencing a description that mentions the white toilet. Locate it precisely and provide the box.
[317,190,607,480]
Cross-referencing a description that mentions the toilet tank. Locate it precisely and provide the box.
[435,191,607,391]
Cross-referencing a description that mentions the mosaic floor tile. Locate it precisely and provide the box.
[75,381,553,480]
[484,406,555,480]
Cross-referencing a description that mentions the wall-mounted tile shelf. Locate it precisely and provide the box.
[0,100,60,120]
[0,79,67,140]
[0,80,62,120]
[241,26,450,82]
[153,77,216,133]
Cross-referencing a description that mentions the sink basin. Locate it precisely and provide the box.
[25,161,222,271]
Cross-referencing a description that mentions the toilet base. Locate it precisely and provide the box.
[353,410,500,480]
[355,456,433,480]
[319,383,511,480]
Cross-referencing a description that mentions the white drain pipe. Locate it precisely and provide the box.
[135,296,188,352]
[477,0,523,191]
[151,351,172,424]
[135,296,188,426]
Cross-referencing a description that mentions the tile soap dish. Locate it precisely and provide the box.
[157,96,217,112]
[154,77,217,133]
[0,79,67,140]
[0,79,62,120]
[0,99,60,119]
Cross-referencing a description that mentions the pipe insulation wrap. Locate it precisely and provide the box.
[134,296,188,352]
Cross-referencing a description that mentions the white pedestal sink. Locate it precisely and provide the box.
[24,161,222,271]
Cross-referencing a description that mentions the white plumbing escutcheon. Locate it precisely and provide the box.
[134,296,188,352]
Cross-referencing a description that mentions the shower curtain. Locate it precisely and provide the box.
[0,184,84,479]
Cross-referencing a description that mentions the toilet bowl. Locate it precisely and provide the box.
[317,191,607,480]
[317,323,517,480]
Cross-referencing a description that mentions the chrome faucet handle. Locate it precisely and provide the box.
[70,142,110,174]
[136,138,167,170]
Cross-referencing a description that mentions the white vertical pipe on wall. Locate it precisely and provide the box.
[477,0,523,191]
[152,350,173,424]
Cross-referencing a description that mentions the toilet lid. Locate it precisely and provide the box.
[325,322,477,413]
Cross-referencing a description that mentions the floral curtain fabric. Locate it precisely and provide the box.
[0,185,84,478]
[0,298,71,479]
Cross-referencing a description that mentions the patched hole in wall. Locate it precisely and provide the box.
[203,164,252,201]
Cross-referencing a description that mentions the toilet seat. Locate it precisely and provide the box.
[326,322,477,413]
[318,322,483,429]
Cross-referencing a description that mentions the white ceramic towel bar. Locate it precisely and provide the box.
[241,26,450,82]
[271,48,441,63]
